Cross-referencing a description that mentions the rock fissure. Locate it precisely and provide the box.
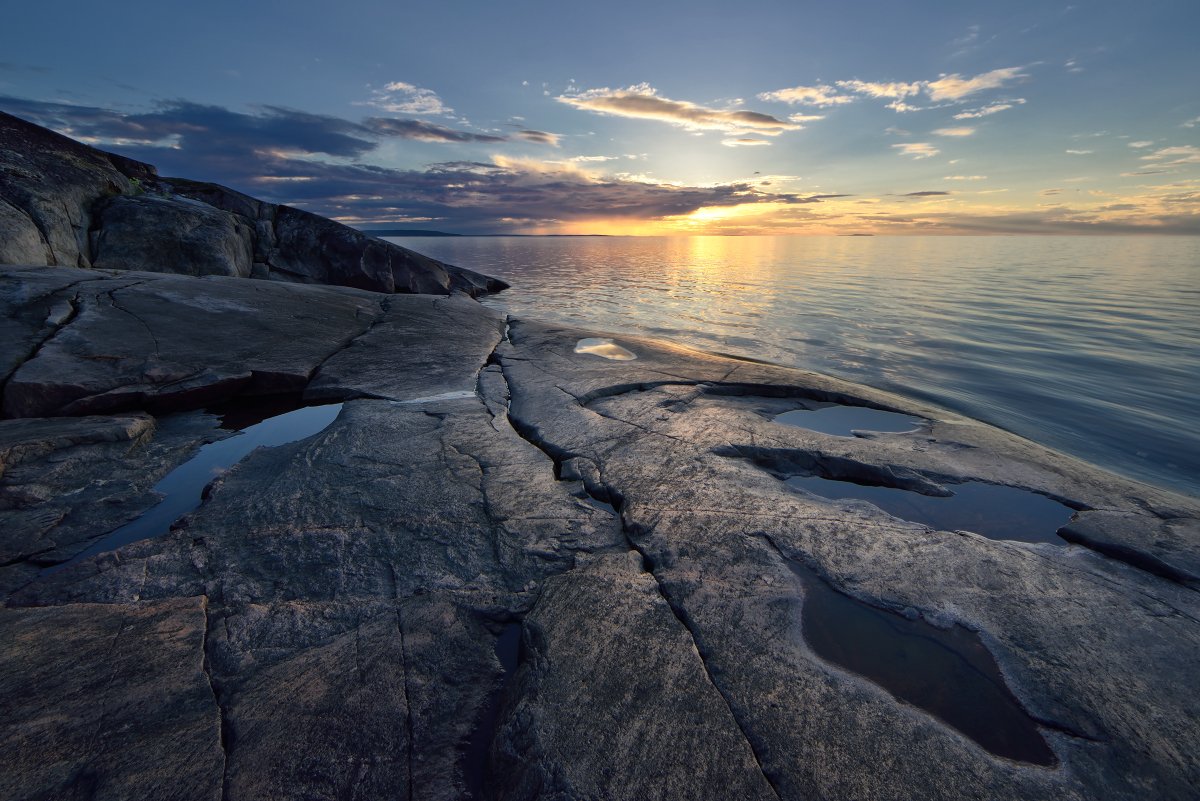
[199,597,232,801]
[395,608,415,801]
[629,533,785,801]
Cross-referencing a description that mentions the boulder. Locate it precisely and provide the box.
[0,111,144,267]
[92,194,255,278]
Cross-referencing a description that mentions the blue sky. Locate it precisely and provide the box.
[1,0,1197,233]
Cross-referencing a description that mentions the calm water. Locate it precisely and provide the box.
[390,236,1200,498]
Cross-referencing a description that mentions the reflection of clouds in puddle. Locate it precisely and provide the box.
[574,338,637,361]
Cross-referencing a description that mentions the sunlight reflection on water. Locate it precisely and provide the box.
[390,235,1200,497]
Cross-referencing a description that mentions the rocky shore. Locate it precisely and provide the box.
[1,112,1198,801]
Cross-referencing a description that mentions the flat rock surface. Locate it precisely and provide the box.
[0,597,223,801]
[1,271,1197,800]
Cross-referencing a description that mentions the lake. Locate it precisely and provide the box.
[388,235,1200,498]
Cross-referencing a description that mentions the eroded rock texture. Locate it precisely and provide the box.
[0,268,1198,801]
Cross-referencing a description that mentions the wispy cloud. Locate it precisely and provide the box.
[363,118,505,143]
[892,142,940,159]
[835,80,921,99]
[364,81,452,115]
[721,137,772,147]
[944,175,987,180]
[559,83,800,135]
[1141,145,1200,165]
[513,129,562,146]
[1182,116,1200,128]
[757,84,854,107]
[1065,149,1093,155]
[925,67,1028,101]
[773,67,1028,115]
[902,190,951,197]
[953,99,1026,119]
[933,126,975,137]
[1128,140,1155,148]
[787,113,826,123]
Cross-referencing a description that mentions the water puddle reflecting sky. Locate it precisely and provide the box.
[774,404,924,437]
[788,558,1056,765]
[785,476,1073,544]
[574,337,637,361]
[43,402,343,575]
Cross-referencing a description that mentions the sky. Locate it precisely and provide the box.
[1,0,1198,235]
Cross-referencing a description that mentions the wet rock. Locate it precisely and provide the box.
[0,409,225,597]
[0,597,223,801]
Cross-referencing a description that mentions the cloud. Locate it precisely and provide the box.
[787,113,826,123]
[933,126,975,136]
[569,155,619,162]
[944,175,987,180]
[364,81,452,115]
[924,67,1027,101]
[821,68,1026,113]
[722,137,772,147]
[1128,140,1155,148]
[363,117,506,143]
[0,95,381,158]
[892,142,940,159]
[757,84,854,107]
[953,99,1026,119]
[1183,116,1200,128]
[513,129,562,146]
[835,80,922,99]
[1040,188,1063,196]
[558,83,800,135]
[1065,149,1093,155]
[903,191,951,197]
[1121,169,1172,176]
[1141,145,1200,165]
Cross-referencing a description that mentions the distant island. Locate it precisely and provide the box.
[359,228,610,238]
[359,228,463,237]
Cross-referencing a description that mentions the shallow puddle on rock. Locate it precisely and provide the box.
[43,402,343,575]
[774,404,923,437]
[786,476,1072,544]
[206,392,311,430]
[464,621,522,799]
[574,337,637,361]
[788,559,1056,765]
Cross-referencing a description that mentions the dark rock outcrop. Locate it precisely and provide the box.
[92,194,256,278]
[0,111,507,296]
